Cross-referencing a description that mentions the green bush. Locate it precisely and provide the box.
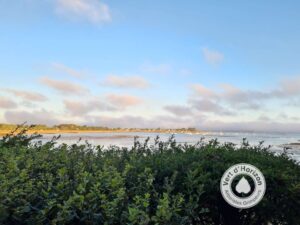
[0,131,299,225]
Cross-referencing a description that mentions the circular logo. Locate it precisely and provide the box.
[220,163,266,209]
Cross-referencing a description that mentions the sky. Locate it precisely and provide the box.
[1,0,300,132]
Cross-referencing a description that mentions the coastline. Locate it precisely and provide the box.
[0,129,206,136]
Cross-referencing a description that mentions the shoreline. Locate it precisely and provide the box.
[0,129,206,136]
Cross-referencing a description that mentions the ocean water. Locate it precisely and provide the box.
[38,131,300,162]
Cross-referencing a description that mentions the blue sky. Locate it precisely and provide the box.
[1,0,300,131]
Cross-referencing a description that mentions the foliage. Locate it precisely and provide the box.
[0,132,300,225]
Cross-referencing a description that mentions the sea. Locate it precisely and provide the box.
[38,131,300,163]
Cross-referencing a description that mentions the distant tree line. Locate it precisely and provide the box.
[0,123,200,132]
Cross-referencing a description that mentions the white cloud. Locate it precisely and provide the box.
[5,89,48,102]
[279,76,300,96]
[52,63,86,78]
[202,47,224,65]
[4,109,62,125]
[101,75,150,89]
[39,76,89,95]
[190,84,218,99]
[185,75,300,122]
[55,0,111,24]
[64,99,116,116]
[164,105,193,117]
[0,96,17,109]
[189,99,234,115]
[106,94,143,109]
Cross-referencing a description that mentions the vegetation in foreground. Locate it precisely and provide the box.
[0,129,300,225]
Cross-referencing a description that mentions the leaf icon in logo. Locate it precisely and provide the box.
[235,176,251,194]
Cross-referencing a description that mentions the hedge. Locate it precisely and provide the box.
[0,130,299,225]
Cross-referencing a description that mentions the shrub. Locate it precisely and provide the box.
[0,132,299,225]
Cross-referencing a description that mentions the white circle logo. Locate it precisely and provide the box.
[220,163,266,209]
